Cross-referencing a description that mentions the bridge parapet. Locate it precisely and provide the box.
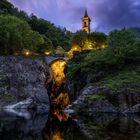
[45,56,65,66]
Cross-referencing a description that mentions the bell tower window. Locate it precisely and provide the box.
[84,22,87,27]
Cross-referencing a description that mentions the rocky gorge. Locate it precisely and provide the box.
[0,56,140,117]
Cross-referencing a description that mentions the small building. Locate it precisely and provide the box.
[54,46,66,56]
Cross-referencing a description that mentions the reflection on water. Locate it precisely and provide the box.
[1,111,140,140]
[42,109,88,140]
[0,110,88,140]
[77,113,140,140]
[0,111,48,140]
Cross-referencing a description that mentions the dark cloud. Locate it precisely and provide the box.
[10,0,140,33]
[88,0,140,32]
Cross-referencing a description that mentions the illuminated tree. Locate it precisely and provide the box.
[71,31,87,49]
[37,36,53,55]
[86,32,107,50]
[71,31,107,51]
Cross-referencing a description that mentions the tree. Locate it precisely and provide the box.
[107,29,135,58]
[84,32,107,50]
[0,0,73,52]
[71,31,107,51]
[0,0,15,14]
[71,31,87,49]
[28,15,73,50]
[125,39,140,63]
[37,36,53,55]
[0,15,43,55]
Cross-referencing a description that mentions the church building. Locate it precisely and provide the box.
[81,9,91,33]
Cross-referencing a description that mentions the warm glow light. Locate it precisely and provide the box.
[50,60,66,87]
[51,130,63,140]
[74,47,78,51]
[50,60,70,109]
[45,51,50,55]
[14,52,19,56]
[101,45,105,48]
[60,61,66,67]
[53,109,69,122]
[25,51,30,56]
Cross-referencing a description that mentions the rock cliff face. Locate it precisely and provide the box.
[0,57,50,115]
[67,85,140,115]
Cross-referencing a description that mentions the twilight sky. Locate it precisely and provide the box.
[10,0,140,33]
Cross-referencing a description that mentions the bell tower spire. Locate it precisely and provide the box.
[81,9,91,33]
[84,8,88,17]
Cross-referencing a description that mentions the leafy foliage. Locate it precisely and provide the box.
[28,15,73,50]
[99,65,140,91]
[0,0,29,20]
[71,31,87,48]
[0,15,44,55]
[37,36,53,55]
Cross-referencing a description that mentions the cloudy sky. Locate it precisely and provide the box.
[10,0,140,33]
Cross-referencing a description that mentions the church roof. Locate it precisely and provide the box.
[84,9,88,17]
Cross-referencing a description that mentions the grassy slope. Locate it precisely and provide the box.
[98,65,140,91]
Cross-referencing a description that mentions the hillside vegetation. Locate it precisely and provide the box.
[0,0,73,55]
[66,29,140,91]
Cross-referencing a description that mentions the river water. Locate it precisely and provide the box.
[0,111,140,140]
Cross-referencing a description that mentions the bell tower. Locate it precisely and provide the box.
[81,9,91,33]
